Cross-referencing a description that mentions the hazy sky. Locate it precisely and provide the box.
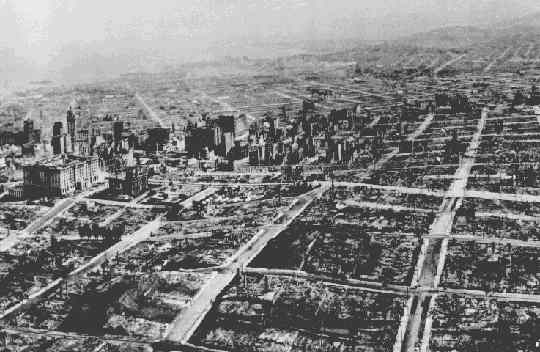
[1,0,539,81]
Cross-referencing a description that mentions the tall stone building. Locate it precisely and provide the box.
[51,122,66,155]
[67,107,76,153]
[23,119,34,144]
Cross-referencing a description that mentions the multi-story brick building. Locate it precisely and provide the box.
[23,155,102,197]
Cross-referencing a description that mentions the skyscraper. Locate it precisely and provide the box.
[113,120,124,148]
[67,107,76,153]
[52,122,64,155]
[23,119,34,144]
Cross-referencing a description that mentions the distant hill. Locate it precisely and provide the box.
[399,26,492,49]
[487,11,540,42]
[398,10,540,49]
[493,11,540,29]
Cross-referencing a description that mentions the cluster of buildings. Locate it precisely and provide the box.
[245,102,379,166]
[0,95,171,200]
[182,100,379,169]
[10,77,540,200]
[20,109,156,199]
[20,109,104,198]
[0,116,42,155]
[184,115,236,159]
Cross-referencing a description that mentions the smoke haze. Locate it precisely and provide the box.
[1,0,539,84]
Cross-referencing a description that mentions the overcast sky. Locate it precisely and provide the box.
[1,0,539,81]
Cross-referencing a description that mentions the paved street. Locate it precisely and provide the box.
[135,92,166,128]
[339,199,433,213]
[403,108,488,352]
[165,186,326,343]
[332,181,446,197]
[433,54,467,77]
[484,46,514,72]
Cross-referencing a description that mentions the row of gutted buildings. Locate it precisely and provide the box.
[181,104,374,167]
[245,103,369,166]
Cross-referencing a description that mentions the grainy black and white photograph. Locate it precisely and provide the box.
[0,0,539,351]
